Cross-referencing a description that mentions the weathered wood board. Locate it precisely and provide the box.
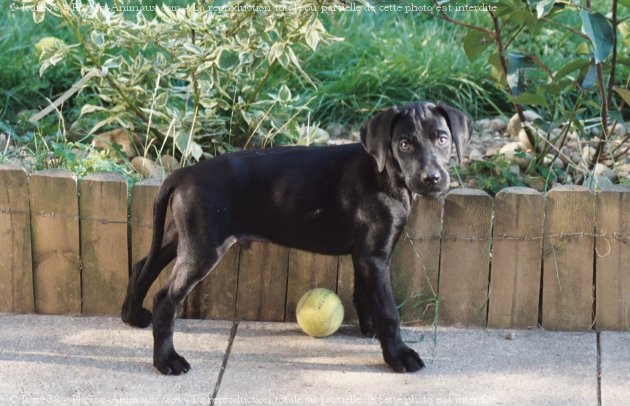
[488,187,544,328]
[391,197,442,325]
[79,173,128,315]
[595,185,630,330]
[236,242,288,321]
[0,165,34,312]
[439,189,493,326]
[29,170,81,314]
[542,185,595,330]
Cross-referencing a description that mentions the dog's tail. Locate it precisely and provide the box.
[144,177,176,273]
[121,177,177,327]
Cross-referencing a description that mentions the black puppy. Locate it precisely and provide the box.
[121,101,471,374]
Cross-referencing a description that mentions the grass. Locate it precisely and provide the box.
[278,11,507,127]
[0,10,78,124]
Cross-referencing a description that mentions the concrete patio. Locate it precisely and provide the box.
[0,314,627,405]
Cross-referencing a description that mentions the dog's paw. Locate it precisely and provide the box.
[384,344,425,373]
[154,351,191,375]
[121,306,153,328]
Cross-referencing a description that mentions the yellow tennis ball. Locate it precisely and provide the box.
[296,288,344,338]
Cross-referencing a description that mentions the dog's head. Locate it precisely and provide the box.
[360,101,471,197]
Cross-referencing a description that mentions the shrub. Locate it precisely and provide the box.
[429,0,630,188]
[26,0,339,165]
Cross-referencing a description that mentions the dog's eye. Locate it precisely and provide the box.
[399,139,412,152]
[437,133,450,146]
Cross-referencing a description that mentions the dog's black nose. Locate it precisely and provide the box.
[423,172,441,185]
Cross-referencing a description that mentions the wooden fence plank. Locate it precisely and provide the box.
[187,245,240,320]
[542,185,595,330]
[391,197,442,325]
[236,242,288,321]
[439,189,493,326]
[285,250,338,321]
[29,169,81,314]
[488,187,544,328]
[0,165,34,312]
[79,173,128,315]
[337,255,358,323]
[595,185,630,330]
[130,179,173,310]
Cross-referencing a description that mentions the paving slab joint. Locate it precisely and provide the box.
[210,320,239,406]
[596,331,602,406]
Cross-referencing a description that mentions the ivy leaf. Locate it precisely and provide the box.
[536,0,555,18]
[33,10,46,24]
[190,142,203,161]
[217,49,239,70]
[581,62,597,89]
[277,52,290,69]
[580,10,614,63]
[174,130,202,162]
[268,42,285,64]
[278,84,291,103]
[462,30,492,62]
[305,28,320,51]
[488,53,506,85]
[511,92,548,107]
[79,104,106,118]
[527,0,555,18]
[103,56,123,70]
[554,58,589,81]
[613,87,630,105]
[575,42,591,55]
[32,0,46,23]
[91,31,105,48]
[183,43,202,56]
[88,116,118,135]
[509,10,539,33]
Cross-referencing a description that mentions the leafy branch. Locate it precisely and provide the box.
[425,0,628,188]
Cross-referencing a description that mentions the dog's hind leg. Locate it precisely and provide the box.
[122,222,178,328]
[152,236,235,375]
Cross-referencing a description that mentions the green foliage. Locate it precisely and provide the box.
[580,9,614,64]
[434,0,629,188]
[462,154,526,195]
[5,0,628,190]
[1,122,138,181]
[281,11,505,126]
[25,0,338,165]
[0,10,78,124]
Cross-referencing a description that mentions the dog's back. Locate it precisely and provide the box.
[168,143,372,254]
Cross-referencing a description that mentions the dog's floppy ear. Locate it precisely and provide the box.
[360,106,400,172]
[434,102,472,162]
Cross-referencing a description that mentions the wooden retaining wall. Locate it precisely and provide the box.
[1,165,629,330]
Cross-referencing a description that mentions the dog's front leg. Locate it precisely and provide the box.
[352,252,425,373]
[352,269,375,336]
